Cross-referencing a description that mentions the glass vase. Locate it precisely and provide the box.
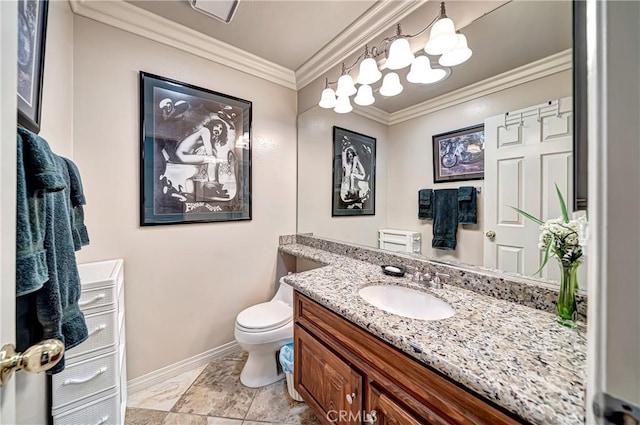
[557,261,579,328]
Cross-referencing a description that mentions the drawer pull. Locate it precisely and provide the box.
[88,324,107,337]
[346,392,357,404]
[63,367,107,385]
[79,294,105,307]
[93,415,109,425]
[365,410,377,424]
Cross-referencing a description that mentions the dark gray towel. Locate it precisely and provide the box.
[418,189,433,220]
[16,128,66,296]
[62,158,90,249]
[432,189,458,250]
[458,186,478,224]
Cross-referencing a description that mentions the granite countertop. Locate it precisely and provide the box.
[280,243,586,425]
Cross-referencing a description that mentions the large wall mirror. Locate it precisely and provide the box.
[297,1,588,289]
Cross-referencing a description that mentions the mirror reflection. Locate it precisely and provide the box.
[297,1,586,288]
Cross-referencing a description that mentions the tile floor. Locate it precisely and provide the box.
[126,351,321,425]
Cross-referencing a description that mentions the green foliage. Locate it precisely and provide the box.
[509,207,544,225]
[555,184,570,223]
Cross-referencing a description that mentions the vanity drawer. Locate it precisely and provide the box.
[67,309,117,361]
[52,351,118,411]
[78,285,117,313]
[53,391,119,425]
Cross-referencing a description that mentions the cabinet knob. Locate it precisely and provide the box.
[365,410,377,423]
[346,392,357,404]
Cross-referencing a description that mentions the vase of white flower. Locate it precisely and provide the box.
[557,262,579,326]
[514,184,585,328]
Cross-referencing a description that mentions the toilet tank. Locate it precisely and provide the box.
[273,278,294,306]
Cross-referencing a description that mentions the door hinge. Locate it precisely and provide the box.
[593,392,640,425]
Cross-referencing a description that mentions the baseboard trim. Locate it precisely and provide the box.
[126,341,240,394]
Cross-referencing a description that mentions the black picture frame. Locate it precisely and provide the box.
[140,72,252,226]
[573,0,588,210]
[332,126,376,217]
[17,0,48,134]
[432,124,485,183]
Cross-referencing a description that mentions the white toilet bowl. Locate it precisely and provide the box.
[234,279,294,388]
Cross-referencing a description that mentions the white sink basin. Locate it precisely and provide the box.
[358,285,455,321]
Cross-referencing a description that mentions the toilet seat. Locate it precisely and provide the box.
[236,300,292,333]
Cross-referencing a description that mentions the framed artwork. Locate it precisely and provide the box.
[140,72,252,226]
[432,124,485,183]
[332,126,376,216]
[17,0,48,134]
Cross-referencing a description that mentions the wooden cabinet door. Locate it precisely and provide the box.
[294,325,362,424]
[367,386,451,425]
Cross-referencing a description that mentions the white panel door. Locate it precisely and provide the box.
[484,98,574,280]
[0,1,18,423]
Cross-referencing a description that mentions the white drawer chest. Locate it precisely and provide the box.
[51,259,127,425]
[378,229,422,254]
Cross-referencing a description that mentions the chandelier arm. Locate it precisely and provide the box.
[343,52,367,74]
[405,14,440,39]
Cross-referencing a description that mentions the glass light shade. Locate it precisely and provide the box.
[334,94,353,113]
[407,56,447,84]
[354,84,375,106]
[379,72,403,97]
[357,57,382,85]
[386,37,415,70]
[336,74,357,97]
[319,87,337,109]
[424,17,459,55]
[438,34,473,67]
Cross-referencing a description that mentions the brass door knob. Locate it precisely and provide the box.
[0,339,64,386]
[485,230,496,240]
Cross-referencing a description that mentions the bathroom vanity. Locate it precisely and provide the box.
[295,293,519,424]
[280,237,586,425]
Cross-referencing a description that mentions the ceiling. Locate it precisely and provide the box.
[127,0,572,114]
[128,0,377,70]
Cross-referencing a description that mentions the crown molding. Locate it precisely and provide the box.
[353,105,390,125]
[295,0,428,90]
[69,0,297,90]
[388,49,573,125]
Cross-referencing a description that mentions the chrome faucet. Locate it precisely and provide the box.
[429,272,449,289]
[406,267,433,285]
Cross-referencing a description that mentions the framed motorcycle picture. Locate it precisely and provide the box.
[432,124,485,183]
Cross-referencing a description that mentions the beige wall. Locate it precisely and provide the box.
[297,106,388,248]
[386,70,573,265]
[72,17,297,379]
[16,1,75,424]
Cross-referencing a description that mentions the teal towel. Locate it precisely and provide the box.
[418,189,433,220]
[16,128,66,296]
[432,189,458,250]
[62,158,90,249]
[16,128,88,374]
[458,186,478,224]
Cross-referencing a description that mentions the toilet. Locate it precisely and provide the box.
[234,278,294,388]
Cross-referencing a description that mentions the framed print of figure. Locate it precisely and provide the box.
[140,72,252,225]
[332,126,376,216]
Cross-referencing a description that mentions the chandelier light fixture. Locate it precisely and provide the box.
[319,2,472,113]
